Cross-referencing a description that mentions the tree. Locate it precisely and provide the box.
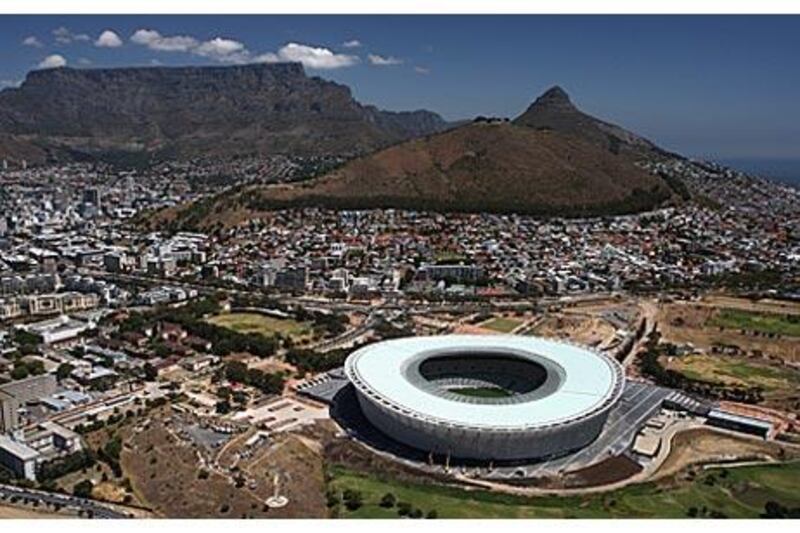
[27,360,45,375]
[73,479,94,499]
[225,361,248,383]
[325,490,340,508]
[379,492,396,508]
[342,489,363,511]
[13,329,41,347]
[397,501,412,517]
[10,365,29,380]
[143,362,158,381]
[56,363,75,381]
[426,510,438,519]
[215,401,231,415]
[232,390,248,405]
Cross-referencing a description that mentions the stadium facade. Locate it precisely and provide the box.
[344,335,624,461]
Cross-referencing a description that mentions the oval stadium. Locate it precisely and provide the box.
[344,335,625,461]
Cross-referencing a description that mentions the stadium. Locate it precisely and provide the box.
[344,335,625,461]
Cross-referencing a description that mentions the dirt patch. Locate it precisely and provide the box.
[659,302,800,363]
[532,314,616,347]
[0,504,69,518]
[121,407,328,518]
[653,427,795,481]
[563,455,643,488]
[702,296,800,316]
[122,411,268,517]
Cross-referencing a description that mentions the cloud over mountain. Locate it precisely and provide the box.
[95,30,123,48]
[37,54,67,69]
[130,29,198,52]
[256,43,359,69]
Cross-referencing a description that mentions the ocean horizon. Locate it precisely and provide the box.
[717,157,800,187]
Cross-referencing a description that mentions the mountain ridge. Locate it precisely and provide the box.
[0,63,449,163]
[514,85,680,160]
[155,86,685,230]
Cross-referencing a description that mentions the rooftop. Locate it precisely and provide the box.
[346,334,624,430]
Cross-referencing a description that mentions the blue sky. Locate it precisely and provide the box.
[1,15,799,159]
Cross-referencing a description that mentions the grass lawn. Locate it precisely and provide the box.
[710,308,800,337]
[482,317,523,333]
[208,312,311,339]
[434,251,469,264]
[328,461,800,518]
[667,353,800,394]
[449,387,513,398]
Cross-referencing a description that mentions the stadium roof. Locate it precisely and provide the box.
[346,335,624,430]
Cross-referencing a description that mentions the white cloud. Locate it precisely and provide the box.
[37,54,67,69]
[368,54,403,66]
[193,37,248,63]
[130,29,198,52]
[77,57,93,66]
[342,39,362,48]
[53,26,89,45]
[256,43,359,70]
[22,36,43,48]
[0,79,22,89]
[95,30,123,48]
[128,30,358,70]
[414,66,431,75]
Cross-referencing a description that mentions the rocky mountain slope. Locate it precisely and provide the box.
[158,87,684,229]
[514,86,679,160]
[0,63,448,163]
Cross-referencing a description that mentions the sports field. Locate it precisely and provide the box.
[328,461,800,518]
[481,317,523,333]
[449,387,513,398]
[710,309,800,337]
[208,312,311,339]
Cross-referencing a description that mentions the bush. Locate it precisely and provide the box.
[397,501,413,517]
[73,479,94,499]
[342,488,363,511]
[325,490,340,508]
[379,492,396,508]
[38,450,96,481]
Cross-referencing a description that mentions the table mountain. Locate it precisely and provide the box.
[0,63,448,163]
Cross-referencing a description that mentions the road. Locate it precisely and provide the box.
[622,299,659,369]
[0,483,131,518]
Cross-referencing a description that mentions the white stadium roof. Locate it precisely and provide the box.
[345,335,624,430]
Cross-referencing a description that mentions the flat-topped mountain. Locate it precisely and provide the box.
[0,63,448,163]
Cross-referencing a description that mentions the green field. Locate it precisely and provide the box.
[207,312,311,339]
[710,308,800,337]
[481,317,523,333]
[328,461,800,518]
[669,353,800,394]
[449,387,513,398]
